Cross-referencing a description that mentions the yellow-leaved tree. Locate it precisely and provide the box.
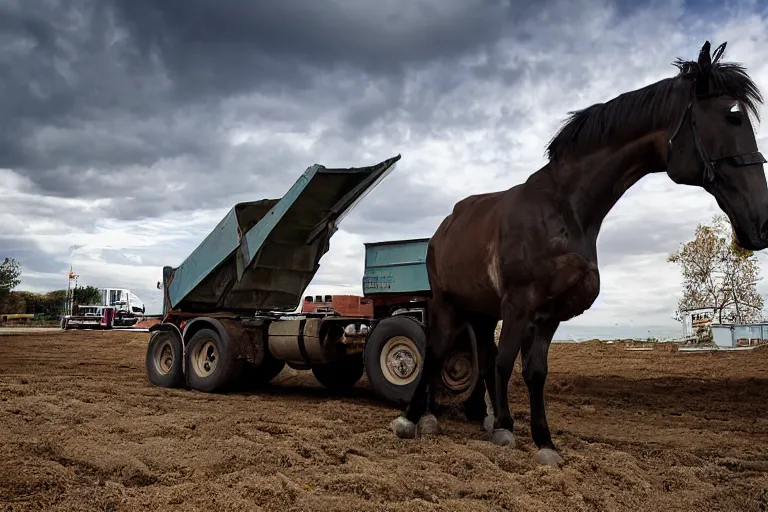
[668,214,764,324]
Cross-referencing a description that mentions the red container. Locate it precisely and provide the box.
[301,295,373,317]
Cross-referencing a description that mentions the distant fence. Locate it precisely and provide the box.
[710,323,768,348]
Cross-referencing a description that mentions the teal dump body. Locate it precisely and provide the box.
[362,238,431,296]
[163,155,401,315]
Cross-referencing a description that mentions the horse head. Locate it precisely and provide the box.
[666,40,768,251]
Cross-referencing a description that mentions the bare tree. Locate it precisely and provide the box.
[668,214,764,324]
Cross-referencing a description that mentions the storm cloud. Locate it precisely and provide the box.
[2,0,768,339]
[1,0,548,213]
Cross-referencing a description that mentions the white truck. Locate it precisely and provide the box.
[99,288,146,326]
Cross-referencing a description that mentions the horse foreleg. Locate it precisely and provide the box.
[490,303,531,447]
[392,345,444,438]
[522,318,563,467]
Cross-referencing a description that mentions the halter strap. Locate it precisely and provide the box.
[667,80,766,186]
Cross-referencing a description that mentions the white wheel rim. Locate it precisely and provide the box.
[191,339,218,378]
[379,336,422,386]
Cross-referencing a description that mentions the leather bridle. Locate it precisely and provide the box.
[667,80,766,186]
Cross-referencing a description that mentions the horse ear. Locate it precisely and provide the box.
[698,41,712,71]
[712,42,727,64]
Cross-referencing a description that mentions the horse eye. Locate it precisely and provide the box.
[726,103,743,125]
[726,113,743,125]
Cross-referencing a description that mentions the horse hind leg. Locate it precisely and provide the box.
[392,295,463,439]
[483,330,500,434]
[461,317,498,429]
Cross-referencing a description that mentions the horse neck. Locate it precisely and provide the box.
[536,131,668,237]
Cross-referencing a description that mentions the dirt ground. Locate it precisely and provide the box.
[1,331,767,512]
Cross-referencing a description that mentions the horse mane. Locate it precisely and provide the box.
[545,53,763,161]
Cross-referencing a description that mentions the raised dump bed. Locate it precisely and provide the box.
[163,156,402,315]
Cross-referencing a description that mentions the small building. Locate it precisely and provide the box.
[674,307,717,339]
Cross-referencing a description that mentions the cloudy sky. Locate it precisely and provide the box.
[3,0,768,340]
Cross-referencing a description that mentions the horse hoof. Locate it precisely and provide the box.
[417,414,441,435]
[491,428,515,447]
[483,415,495,434]
[392,416,417,439]
[534,448,564,467]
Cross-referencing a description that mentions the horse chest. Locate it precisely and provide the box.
[545,263,601,321]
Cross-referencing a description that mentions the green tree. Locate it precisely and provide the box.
[668,214,764,324]
[0,257,21,291]
[72,285,102,306]
[6,290,67,316]
[0,258,22,311]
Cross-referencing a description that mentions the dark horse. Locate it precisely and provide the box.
[392,41,768,467]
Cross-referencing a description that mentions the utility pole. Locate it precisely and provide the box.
[66,265,78,316]
[65,269,70,316]
[66,245,83,317]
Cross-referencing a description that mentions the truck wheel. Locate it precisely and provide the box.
[145,330,184,388]
[312,355,364,392]
[185,328,243,393]
[240,356,286,388]
[434,349,478,406]
[363,316,426,407]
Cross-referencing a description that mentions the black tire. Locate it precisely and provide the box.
[239,355,286,388]
[312,354,364,392]
[145,330,184,388]
[185,328,244,393]
[363,316,427,407]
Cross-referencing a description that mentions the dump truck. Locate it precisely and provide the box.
[145,155,480,407]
